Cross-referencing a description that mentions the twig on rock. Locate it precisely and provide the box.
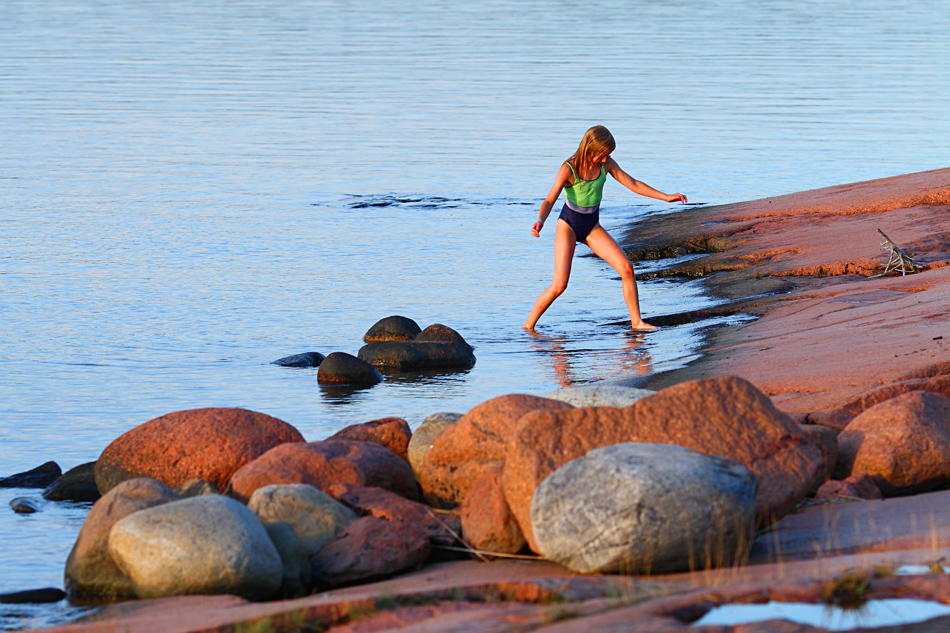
[873,229,926,277]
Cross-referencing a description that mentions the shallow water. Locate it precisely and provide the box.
[1,0,949,624]
[693,599,950,630]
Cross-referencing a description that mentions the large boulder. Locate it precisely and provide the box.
[247,484,358,557]
[460,463,525,555]
[504,376,824,551]
[329,484,461,547]
[419,394,573,508]
[108,495,282,600]
[43,462,100,502]
[227,440,419,503]
[358,341,475,371]
[363,316,422,343]
[310,516,429,589]
[544,384,656,408]
[328,418,412,461]
[272,352,325,368]
[0,461,61,488]
[316,352,383,386]
[95,408,304,495]
[407,412,462,481]
[64,478,181,598]
[532,443,758,574]
[833,391,950,496]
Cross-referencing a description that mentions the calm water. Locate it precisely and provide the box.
[1,0,949,626]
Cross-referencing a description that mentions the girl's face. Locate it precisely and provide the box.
[592,152,611,164]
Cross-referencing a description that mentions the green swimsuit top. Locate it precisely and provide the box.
[563,162,607,210]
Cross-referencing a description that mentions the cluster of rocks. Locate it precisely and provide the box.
[272,316,475,387]
[3,460,101,514]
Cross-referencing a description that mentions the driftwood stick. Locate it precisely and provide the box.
[873,229,926,277]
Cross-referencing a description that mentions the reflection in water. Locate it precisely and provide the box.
[317,383,377,405]
[527,331,653,388]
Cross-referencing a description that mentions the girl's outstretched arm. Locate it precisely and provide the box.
[605,156,687,204]
[532,163,573,237]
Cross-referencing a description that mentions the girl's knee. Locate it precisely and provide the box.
[551,280,569,296]
[618,261,635,279]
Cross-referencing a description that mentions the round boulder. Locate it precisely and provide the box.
[407,412,462,481]
[248,484,358,557]
[532,443,759,574]
[834,391,950,495]
[317,352,383,386]
[328,418,412,461]
[108,495,282,600]
[363,316,422,343]
[415,324,470,346]
[65,478,181,598]
[95,408,305,495]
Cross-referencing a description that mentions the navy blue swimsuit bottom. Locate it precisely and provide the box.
[558,202,600,242]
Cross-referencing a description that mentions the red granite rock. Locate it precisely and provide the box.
[834,391,950,496]
[328,484,460,546]
[310,516,429,588]
[65,478,181,598]
[328,417,412,461]
[504,376,824,552]
[226,440,419,503]
[95,408,305,495]
[460,463,525,555]
[419,394,573,508]
[816,473,883,501]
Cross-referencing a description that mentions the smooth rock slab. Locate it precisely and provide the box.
[247,484,358,557]
[532,443,759,574]
[108,495,282,600]
[544,385,656,408]
[272,352,325,368]
[407,412,462,481]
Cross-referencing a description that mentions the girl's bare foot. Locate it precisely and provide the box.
[631,321,659,331]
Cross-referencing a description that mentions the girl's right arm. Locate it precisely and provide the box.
[532,163,572,238]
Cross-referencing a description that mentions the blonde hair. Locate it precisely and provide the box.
[566,125,616,182]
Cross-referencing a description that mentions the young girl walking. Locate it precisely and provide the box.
[523,125,687,331]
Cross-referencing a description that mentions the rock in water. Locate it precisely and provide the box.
[834,391,950,495]
[108,495,282,600]
[0,462,61,489]
[317,352,383,386]
[272,352,325,368]
[328,418,412,461]
[544,384,656,408]
[407,413,462,481]
[363,316,422,342]
[531,443,759,574]
[10,496,42,514]
[43,462,100,502]
[95,408,305,495]
[357,341,475,370]
[248,484,358,557]
[65,478,181,598]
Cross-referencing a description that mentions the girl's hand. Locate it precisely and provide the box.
[531,220,544,237]
[667,193,688,204]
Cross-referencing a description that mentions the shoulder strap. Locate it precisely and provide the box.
[565,161,579,184]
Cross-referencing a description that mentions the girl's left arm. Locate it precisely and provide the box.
[606,157,687,203]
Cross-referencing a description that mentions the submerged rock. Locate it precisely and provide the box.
[363,316,422,343]
[108,495,282,600]
[43,462,99,502]
[317,352,383,386]
[0,588,66,604]
[95,407,304,495]
[532,443,759,574]
[273,351,325,368]
[0,462,61,489]
[9,496,42,514]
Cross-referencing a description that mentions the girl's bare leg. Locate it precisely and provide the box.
[584,225,658,331]
[523,220,577,330]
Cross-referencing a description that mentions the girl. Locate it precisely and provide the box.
[523,125,687,331]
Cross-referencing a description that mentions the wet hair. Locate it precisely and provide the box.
[566,125,616,183]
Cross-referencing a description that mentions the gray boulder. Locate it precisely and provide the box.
[273,352,325,368]
[407,413,462,481]
[247,484,358,557]
[363,316,421,343]
[264,521,311,598]
[108,495,282,600]
[174,478,218,498]
[544,385,655,408]
[531,443,758,575]
[65,478,181,598]
[43,462,100,502]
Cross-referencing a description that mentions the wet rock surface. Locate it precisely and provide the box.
[42,462,100,502]
[316,352,383,386]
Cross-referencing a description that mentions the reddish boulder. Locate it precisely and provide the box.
[816,473,883,501]
[419,394,573,508]
[328,484,460,546]
[310,516,429,588]
[503,376,824,552]
[95,408,304,495]
[833,391,950,496]
[328,417,412,461]
[817,374,950,431]
[65,478,181,597]
[226,440,419,503]
[460,463,525,555]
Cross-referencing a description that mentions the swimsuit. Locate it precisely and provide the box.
[558,162,606,242]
